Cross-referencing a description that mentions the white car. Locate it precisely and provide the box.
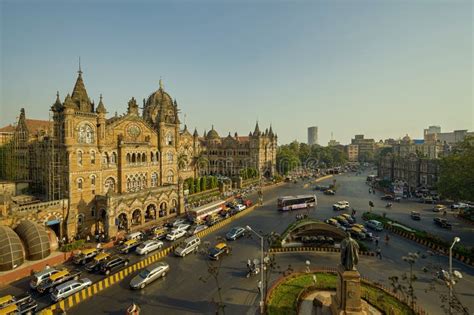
[51,279,92,302]
[172,218,187,227]
[233,204,246,212]
[333,201,350,211]
[188,224,208,235]
[173,224,191,232]
[136,240,164,255]
[451,202,469,209]
[166,229,187,241]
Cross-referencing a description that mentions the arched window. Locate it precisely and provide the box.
[167,170,174,184]
[78,123,95,144]
[104,177,116,192]
[167,152,173,163]
[156,151,160,161]
[77,178,83,190]
[151,172,158,187]
[77,214,85,226]
[126,153,131,164]
[111,152,117,164]
[142,153,146,163]
[90,174,96,186]
[166,133,173,145]
[102,153,108,166]
[77,150,83,166]
[132,153,136,163]
[150,152,155,162]
[126,178,132,191]
[91,150,96,164]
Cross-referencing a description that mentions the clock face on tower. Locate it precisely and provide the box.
[127,124,141,139]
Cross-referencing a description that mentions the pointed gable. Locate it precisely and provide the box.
[71,70,93,112]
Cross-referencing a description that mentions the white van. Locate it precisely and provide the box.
[50,279,92,302]
[126,232,144,241]
[174,236,201,257]
[366,220,384,231]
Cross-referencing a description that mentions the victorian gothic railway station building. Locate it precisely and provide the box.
[0,69,277,241]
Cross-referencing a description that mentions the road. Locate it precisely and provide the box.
[65,171,474,315]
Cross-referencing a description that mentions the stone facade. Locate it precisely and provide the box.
[377,152,439,192]
[1,70,277,240]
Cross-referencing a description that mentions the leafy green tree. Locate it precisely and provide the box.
[201,176,208,192]
[437,137,474,201]
[194,177,201,193]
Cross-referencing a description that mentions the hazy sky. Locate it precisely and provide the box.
[1,0,472,145]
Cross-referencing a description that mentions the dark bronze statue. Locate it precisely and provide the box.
[340,234,359,271]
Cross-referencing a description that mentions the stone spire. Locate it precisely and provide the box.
[71,64,92,112]
[127,97,139,116]
[269,124,274,137]
[52,91,63,111]
[96,94,107,114]
[253,121,261,136]
[193,128,199,137]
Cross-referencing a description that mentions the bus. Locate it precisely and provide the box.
[187,200,226,223]
[277,195,317,211]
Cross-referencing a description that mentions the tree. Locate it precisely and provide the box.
[437,137,474,201]
[194,177,201,193]
[188,178,195,194]
[200,176,208,192]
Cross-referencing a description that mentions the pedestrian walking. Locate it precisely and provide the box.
[96,242,102,250]
[86,235,90,243]
[385,234,390,245]
[375,238,379,247]
[257,280,262,295]
[376,247,382,260]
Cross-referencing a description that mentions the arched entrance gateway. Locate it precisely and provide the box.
[95,209,106,234]
[131,209,142,226]
[159,202,167,218]
[118,213,128,231]
[145,204,157,222]
[280,219,347,247]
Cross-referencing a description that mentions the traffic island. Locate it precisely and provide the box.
[265,270,422,315]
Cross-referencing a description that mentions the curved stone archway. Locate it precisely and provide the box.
[117,213,128,231]
[281,219,347,246]
[145,204,157,222]
[131,209,142,226]
[159,202,168,218]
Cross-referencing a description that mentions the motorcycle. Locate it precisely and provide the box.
[246,259,260,278]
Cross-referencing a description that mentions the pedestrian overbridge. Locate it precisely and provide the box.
[280,219,347,246]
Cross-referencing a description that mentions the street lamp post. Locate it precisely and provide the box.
[449,236,460,314]
[246,225,265,314]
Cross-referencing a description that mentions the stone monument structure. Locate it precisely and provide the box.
[331,234,367,315]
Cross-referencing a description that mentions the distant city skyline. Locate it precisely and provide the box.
[1,1,472,145]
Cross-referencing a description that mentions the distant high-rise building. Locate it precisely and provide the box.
[307,126,318,146]
[424,125,441,136]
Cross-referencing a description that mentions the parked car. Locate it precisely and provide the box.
[171,218,187,227]
[433,204,446,212]
[150,226,168,240]
[433,217,452,229]
[324,189,335,195]
[366,219,383,232]
[206,213,222,226]
[422,196,434,204]
[233,204,246,212]
[174,236,201,257]
[73,248,100,265]
[349,227,366,240]
[225,226,246,241]
[334,216,350,227]
[209,243,230,260]
[381,195,394,201]
[30,268,60,290]
[325,218,341,228]
[166,229,187,241]
[136,240,163,255]
[129,262,170,290]
[0,293,37,314]
[187,224,208,235]
[99,256,130,275]
[172,224,191,232]
[333,201,350,211]
[410,211,421,220]
[36,269,82,294]
[50,279,92,302]
[85,252,111,272]
[125,231,144,241]
[119,239,142,254]
[340,213,355,224]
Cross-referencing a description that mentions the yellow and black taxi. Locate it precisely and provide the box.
[208,242,230,260]
[36,269,81,294]
[85,252,111,272]
[0,294,37,315]
[119,239,142,254]
[150,226,168,240]
[73,247,100,265]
